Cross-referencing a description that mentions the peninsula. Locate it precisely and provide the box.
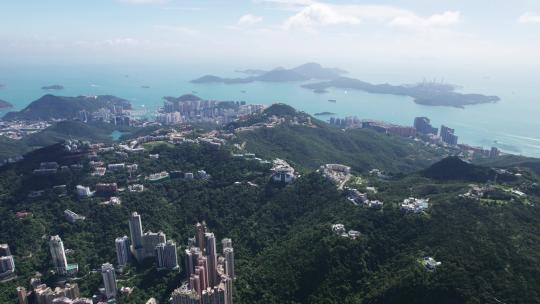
[41,84,65,90]
[302,77,500,108]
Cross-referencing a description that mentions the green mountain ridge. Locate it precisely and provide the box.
[3,94,132,121]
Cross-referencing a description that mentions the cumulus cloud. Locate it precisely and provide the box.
[518,12,540,24]
[282,2,461,31]
[284,3,360,29]
[389,11,461,29]
[238,14,263,27]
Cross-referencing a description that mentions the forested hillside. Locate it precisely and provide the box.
[1,138,540,303]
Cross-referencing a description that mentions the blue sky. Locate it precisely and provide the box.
[1,0,540,67]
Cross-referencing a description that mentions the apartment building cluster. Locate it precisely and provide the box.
[400,197,430,213]
[346,188,383,209]
[123,212,179,270]
[170,222,234,304]
[320,164,352,189]
[16,280,92,304]
[158,95,265,125]
[331,224,361,240]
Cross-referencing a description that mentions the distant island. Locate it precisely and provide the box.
[41,84,65,90]
[302,77,500,108]
[314,112,336,116]
[192,62,348,84]
[3,94,131,121]
[0,84,4,89]
[314,88,328,94]
[140,85,151,89]
[235,69,266,76]
[193,63,499,108]
[0,99,13,109]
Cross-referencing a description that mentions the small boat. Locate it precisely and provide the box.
[328,99,337,103]
[241,90,246,93]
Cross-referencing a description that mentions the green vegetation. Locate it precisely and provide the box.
[236,123,441,173]
[3,94,131,121]
[1,107,540,303]
[0,121,135,161]
[0,135,539,303]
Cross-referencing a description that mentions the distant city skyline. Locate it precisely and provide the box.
[1,0,540,66]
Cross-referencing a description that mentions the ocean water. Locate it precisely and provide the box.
[0,63,539,158]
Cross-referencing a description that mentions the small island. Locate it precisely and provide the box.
[314,112,336,116]
[0,99,13,109]
[140,85,151,89]
[0,84,5,89]
[41,84,65,91]
[314,88,328,94]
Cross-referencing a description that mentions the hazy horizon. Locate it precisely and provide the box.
[2,0,540,67]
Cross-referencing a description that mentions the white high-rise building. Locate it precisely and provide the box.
[115,236,131,268]
[101,263,117,299]
[49,235,68,274]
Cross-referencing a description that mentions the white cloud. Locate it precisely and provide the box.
[154,25,199,36]
[237,14,264,27]
[284,3,360,29]
[389,11,461,30]
[282,2,461,31]
[518,12,540,24]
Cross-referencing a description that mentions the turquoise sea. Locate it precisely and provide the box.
[0,63,539,158]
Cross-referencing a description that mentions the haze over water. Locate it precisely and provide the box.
[1,62,539,158]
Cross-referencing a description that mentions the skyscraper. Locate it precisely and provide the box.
[155,240,179,270]
[49,235,68,274]
[414,117,438,135]
[129,212,145,262]
[195,222,207,252]
[143,231,166,258]
[115,236,131,268]
[221,238,232,250]
[222,276,233,304]
[128,212,143,249]
[223,247,235,280]
[101,263,117,299]
[440,125,458,146]
[185,247,201,281]
[205,233,218,287]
